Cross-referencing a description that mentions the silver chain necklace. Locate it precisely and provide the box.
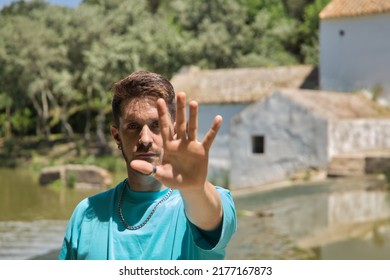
[118,179,173,230]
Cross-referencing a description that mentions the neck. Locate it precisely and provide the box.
[126,168,166,192]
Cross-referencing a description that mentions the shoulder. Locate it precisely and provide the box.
[87,186,117,206]
[215,186,235,206]
[215,186,236,217]
[70,184,120,223]
[215,186,232,195]
[77,187,115,209]
[215,186,237,247]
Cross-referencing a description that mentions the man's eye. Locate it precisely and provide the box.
[151,121,159,129]
[150,121,160,132]
[127,123,139,130]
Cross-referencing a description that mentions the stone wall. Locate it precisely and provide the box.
[328,119,390,158]
[229,92,328,189]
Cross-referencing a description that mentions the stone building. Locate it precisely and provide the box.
[170,65,317,185]
[171,65,390,190]
[229,88,390,189]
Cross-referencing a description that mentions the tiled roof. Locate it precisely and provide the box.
[320,0,390,19]
[275,88,390,119]
[170,65,317,104]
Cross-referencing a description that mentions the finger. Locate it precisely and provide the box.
[201,115,222,151]
[130,160,156,176]
[157,98,173,143]
[175,92,187,139]
[187,101,198,141]
[130,161,177,184]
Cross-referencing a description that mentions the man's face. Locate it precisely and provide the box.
[111,98,171,170]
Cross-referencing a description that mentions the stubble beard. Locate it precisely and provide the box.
[120,146,163,176]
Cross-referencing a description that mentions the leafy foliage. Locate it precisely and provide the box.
[0,0,329,140]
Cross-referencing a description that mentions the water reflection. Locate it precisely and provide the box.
[1,167,390,260]
[0,167,106,259]
[297,189,390,248]
[0,168,104,221]
[227,177,390,259]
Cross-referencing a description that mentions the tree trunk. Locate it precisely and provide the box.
[96,106,110,155]
[84,85,92,141]
[31,95,43,136]
[45,88,74,140]
[5,103,12,138]
[41,90,51,140]
[61,109,74,140]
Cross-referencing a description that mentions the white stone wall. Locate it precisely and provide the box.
[320,13,390,105]
[328,119,390,158]
[229,92,328,189]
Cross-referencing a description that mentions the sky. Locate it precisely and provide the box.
[0,0,82,9]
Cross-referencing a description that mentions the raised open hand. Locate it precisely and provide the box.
[130,92,222,190]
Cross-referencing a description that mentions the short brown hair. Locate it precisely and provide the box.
[111,71,176,125]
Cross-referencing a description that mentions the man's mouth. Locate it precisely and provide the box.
[135,152,159,160]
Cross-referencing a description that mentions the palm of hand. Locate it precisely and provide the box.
[160,136,210,190]
[131,92,222,190]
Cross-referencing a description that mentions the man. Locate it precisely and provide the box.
[59,70,236,260]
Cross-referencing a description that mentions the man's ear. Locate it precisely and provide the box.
[110,124,121,145]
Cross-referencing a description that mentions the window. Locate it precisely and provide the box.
[252,135,265,154]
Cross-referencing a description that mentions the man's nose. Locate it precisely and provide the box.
[138,125,152,146]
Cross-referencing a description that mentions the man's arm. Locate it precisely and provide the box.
[179,181,223,231]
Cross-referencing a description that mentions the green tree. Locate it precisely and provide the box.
[232,1,298,67]
[168,0,251,68]
[0,0,48,16]
[66,4,106,141]
[79,0,152,151]
[0,4,72,139]
[0,0,328,141]
[299,0,330,64]
[0,93,13,138]
[82,0,124,11]
[281,0,314,20]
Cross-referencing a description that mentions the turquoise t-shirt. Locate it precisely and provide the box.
[59,180,236,260]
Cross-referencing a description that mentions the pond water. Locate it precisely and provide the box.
[1,167,390,260]
[0,167,106,259]
[226,176,390,260]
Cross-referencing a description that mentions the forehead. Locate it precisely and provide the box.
[121,98,158,121]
